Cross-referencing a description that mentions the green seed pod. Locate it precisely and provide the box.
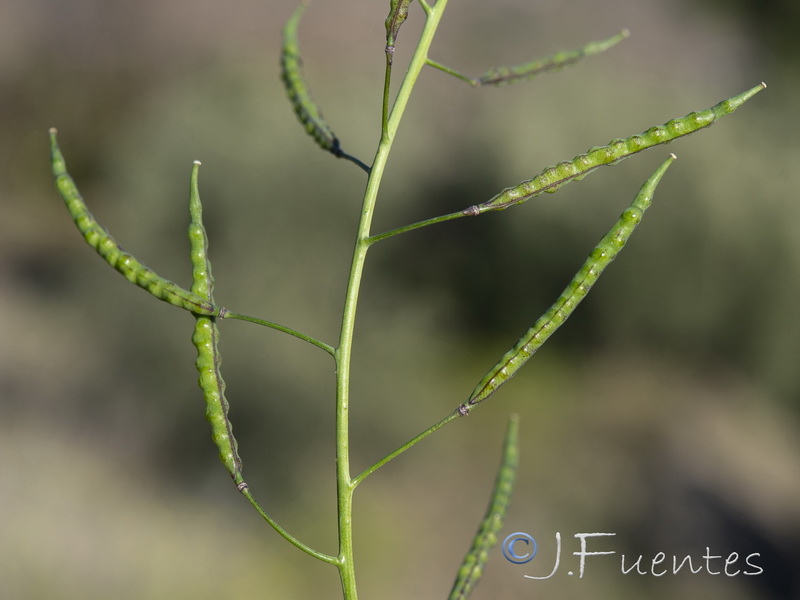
[477,29,629,86]
[188,161,214,300]
[187,161,246,491]
[477,82,765,213]
[460,154,676,414]
[192,316,246,490]
[49,128,218,316]
[385,0,413,54]
[448,415,519,600]
[281,4,342,156]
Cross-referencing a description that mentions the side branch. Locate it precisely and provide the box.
[222,310,336,357]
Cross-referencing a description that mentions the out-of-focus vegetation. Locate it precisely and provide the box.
[1,1,797,599]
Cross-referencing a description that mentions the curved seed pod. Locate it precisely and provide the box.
[477,82,765,213]
[448,415,519,600]
[460,154,676,414]
[188,161,246,491]
[477,29,629,86]
[385,0,413,57]
[192,317,246,490]
[281,4,342,157]
[49,128,218,316]
[188,161,215,301]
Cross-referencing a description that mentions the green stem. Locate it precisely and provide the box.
[222,309,335,357]
[425,58,478,86]
[353,409,461,488]
[366,207,474,246]
[340,151,373,175]
[334,2,449,598]
[382,54,393,137]
[240,488,339,564]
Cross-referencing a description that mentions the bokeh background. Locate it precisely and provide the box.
[1,0,798,598]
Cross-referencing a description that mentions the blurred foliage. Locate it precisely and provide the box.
[1,0,798,599]
[697,0,800,60]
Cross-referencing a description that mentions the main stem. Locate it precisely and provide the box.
[333,2,448,598]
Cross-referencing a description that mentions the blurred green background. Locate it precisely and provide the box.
[1,0,798,598]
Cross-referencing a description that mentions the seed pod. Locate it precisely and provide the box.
[281,4,342,156]
[49,128,218,316]
[448,415,519,600]
[460,154,676,413]
[187,161,246,491]
[385,0,413,54]
[188,161,214,301]
[192,316,246,490]
[477,30,629,86]
[477,82,765,213]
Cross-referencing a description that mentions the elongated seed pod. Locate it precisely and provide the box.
[188,162,246,491]
[49,128,218,316]
[476,82,765,213]
[448,415,519,600]
[477,30,629,86]
[460,154,676,414]
[281,4,342,156]
[188,161,215,301]
[385,0,413,52]
[192,317,246,490]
